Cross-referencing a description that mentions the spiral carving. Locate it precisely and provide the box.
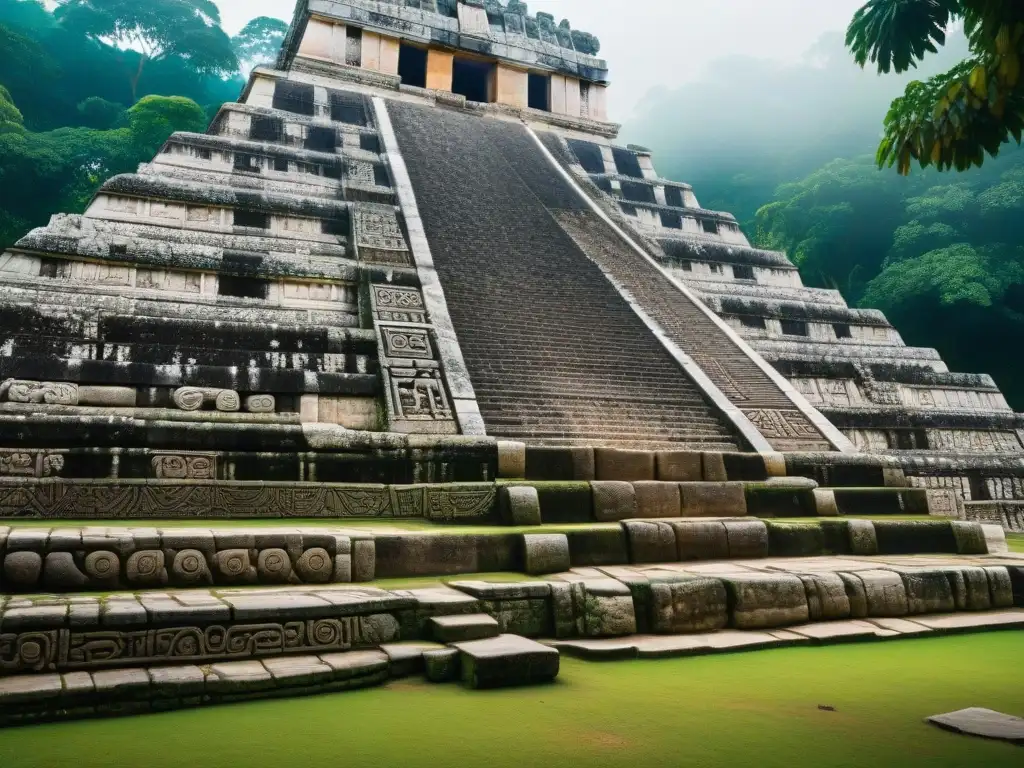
[215,390,240,412]
[126,550,166,586]
[172,387,205,411]
[84,550,120,583]
[256,548,292,584]
[245,394,276,414]
[296,547,332,584]
[171,549,211,585]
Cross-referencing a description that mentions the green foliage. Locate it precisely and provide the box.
[848,0,1024,173]
[53,0,237,99]
[126,93,206,148]
[231,15,287,71]
[76,96,125,129]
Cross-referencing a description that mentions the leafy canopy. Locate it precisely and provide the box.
[231,16,288,71]
[847,0,1024,173]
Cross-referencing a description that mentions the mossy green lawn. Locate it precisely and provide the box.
[1007,532,1023,553]
[0,634,1021,768]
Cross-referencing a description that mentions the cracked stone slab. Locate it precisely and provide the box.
[927,708,1024,743]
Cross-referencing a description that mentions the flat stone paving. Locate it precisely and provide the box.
[927,708,1024,744]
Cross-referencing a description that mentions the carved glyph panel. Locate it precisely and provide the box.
[151,453,218,480]
[388,369,453,421]
[0,380,79,405]
[381,326,433,360]
[0,451,64,478]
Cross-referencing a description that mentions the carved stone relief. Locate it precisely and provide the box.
[354,209,411,265]
[0,451,64,478]
[151,453,217,480]
[347,161,376,187]
[389,369,453,421]
[381,326,433,360]
[245,395,276,413]
[172,387,241,412]
[0,380,79,405]
[372,285,427,323]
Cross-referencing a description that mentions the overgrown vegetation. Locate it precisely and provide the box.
[0,0,285,250]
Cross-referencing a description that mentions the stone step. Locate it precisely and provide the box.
[429,613,500,643]
[453,634,559,689]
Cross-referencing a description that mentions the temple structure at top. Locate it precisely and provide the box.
[0,0,1021,518]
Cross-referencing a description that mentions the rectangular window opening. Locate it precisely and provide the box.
[233,153,261,174]
[218,275,268,300]
[452,57,494,103]
[739,315,767,330]
[398,44,428,89]
[780,319,809,337]
[701,218,720,235]
[345,26,363,68]
[272,81,315,117]
[528,73,550,111]
[249,115,282,142]
[196,147,212,161]
[732,264,756,281]
[665,186,685,208]
[273,156,290,173]
[322,218,347,236]
[305,125,337,152]
[833,323,852,339]
[659,211,683,230]
[234,210,270,229]
[678,260,693,272]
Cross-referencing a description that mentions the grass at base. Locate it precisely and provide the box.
[1007,533,1023,552]
[0,633,1020,768]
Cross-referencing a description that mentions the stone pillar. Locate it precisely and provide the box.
[494,64,528,109]
[246,76,276,109]
[426,49,454,92]
[378,35,400,75]
[564,75,582,118]
[550,74,567,114]
[590,83,608,122]
[298,16,340,62]
[362,31,382,71]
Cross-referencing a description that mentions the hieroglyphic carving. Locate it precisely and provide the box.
[245,394,276,413]
[372,285,427,323]
[172,387,240,412]
[347,160,375,187]
[0,380,79,405]
[0,615,400,674]
[389,369,453,420]
[0,451,64,478]
[690,355,747,402]
[354,208,411,265]
[426,485,496,521]
[0,482,493,520]
[743,409,822,440]
[151,453,217,480]
[381,327,433,360]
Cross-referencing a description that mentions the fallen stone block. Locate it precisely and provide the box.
[595,448,655,481]
[679,482,746,517]
[523,533,570,575]
[430,613,500,643]
[423,648,461,683]
[633,481,681,519]
[671,520,729,561]
[655,451,703,482]
[592,481,637,522]
[501,486,541,526]
[927,708,1024,744]
[623,520,677,564]
[721,573,809,629]
[381,642,445,678]
[455,634,560,689]
[649,577,728,633]
[724,520,769,559]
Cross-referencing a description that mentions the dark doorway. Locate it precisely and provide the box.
[398,44,427,88]
[528,73,550,111]
[452,57,493,103]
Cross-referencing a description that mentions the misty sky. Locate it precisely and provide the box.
[215,0,866,119]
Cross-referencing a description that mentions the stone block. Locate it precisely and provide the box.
[819,520,854,555]
[679,482,746,517]
[423,648,461,682]
[649,577,728,633]
[207,661,275,694]
[125,550,168,587]
[848,520,878,555]
[943,566,992,611]
[83,550,121,587]
[721,573,809,629]
[486,598,551,637]
[256,548,294,584]
[170,549,213,586]
[799,573,851,621]
[381,642,445,678]
[525,447,594,481]
[766,523,825,558]
[811,489,840,517]
[838,572,869,618]
[213,549,257,584]
[42,552,89,591]
[633,481,681,519]
[533,483,593,524]
[0,674,62,706]
[858,570,909,617]
[319,650,390,681]
[724,520,769,559]
[981,524,1009,555]
[497,441,526,478]
[523,533,570,575]
[671,519,729,561]
[623,520,677,564]
[594,448,655,481]
[571,580,637,637]
[701,452,728,482]
[874,521,956,555]
[900,570,955,614]
[296,548,333,583]
[456,634,560,689]
[591,481,637,522]
[985,566,1015,608]
[263,656,334,687]
[655,451,703,481]
[722,453,769,481]
[161,530,215,555]
[501,486,541,526]
[549,582,575,639]
[4,551,43,590]
[149,666,206,698]
[565,528,629,566]
[352,538,376,582]
[333,554,352,583]
[430,613,500,643]
[92,668,151,700]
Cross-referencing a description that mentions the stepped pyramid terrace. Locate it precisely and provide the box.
[0,0,1022,725]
